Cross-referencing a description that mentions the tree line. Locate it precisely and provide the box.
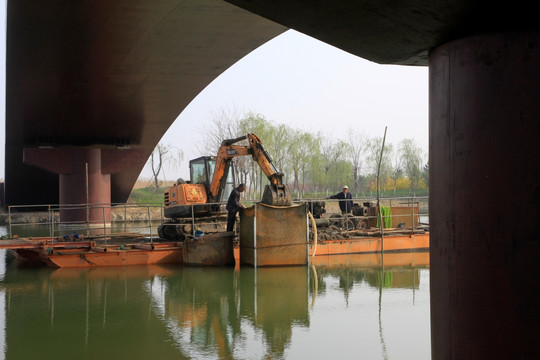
[196,110,428,199]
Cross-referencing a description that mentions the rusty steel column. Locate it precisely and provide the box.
[429,33,540,359]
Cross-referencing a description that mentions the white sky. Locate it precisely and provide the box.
[0,7,429,182]
[153,30,428,180]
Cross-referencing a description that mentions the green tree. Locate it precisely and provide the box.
[422,161,429,190]
[266,124,292,180]
[299,132,321,197]
[238,113,273,197]
[305,133,325,196]
[194,109,430,200]
[320,137,349,195]
[398,138,424,196]
[287,129,303,196]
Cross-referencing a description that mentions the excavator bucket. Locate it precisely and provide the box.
[261,173,291,206]
[261,184,291,206]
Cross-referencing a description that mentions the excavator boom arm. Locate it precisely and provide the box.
[209,134,290,206]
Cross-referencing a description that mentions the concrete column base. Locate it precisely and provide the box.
[23,147,147,224]
[429,32,540,359]
[57,149,111,224]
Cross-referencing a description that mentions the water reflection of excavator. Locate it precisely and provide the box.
[146,267,310,360]
[158,134,291,241]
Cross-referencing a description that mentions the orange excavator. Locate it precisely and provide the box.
[158,134,291,240]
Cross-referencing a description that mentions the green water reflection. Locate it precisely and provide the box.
[0,249,430,359]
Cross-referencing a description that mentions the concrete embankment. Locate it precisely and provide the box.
[0,206,164,226]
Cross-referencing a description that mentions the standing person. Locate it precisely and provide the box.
[328,185,353,214]
[226,183,246,232]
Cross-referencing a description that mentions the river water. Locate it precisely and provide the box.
[0,225,431,360]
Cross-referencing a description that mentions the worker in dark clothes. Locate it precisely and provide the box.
[328,185,353,214]
[226,183,246,232]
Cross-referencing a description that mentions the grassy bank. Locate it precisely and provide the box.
[128,186,167,205]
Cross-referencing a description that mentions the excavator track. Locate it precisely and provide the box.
[158,214,228,241]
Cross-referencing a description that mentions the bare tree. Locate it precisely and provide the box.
[197,109,284,198]
[366,137,392,195]
[150,144,168,190]
[320,137,335,195]
[390,146,403,194]
[148,143,184,191]
[195,107,246,196]
[346,128,367,195]
[197,106,244,155]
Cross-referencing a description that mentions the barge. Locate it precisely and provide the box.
[1,200,429,268]
[310,232,429,257]
[2,237,183,268]
[0,229,429,268]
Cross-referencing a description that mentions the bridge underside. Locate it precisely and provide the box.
[5,0,286,209]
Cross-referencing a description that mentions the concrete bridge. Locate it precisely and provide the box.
[3,1,539,358]
[4,0,287,216]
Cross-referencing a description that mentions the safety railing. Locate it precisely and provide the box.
[2,195,428,245]
[3,201,230,247]
[297,195,429,236]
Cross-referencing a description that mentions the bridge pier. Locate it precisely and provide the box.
[429,32,540,359]
[23,147,146,225]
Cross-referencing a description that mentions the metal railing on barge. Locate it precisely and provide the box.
[308,195,429,233]
[3,201,228,247]
[1,195,429,247]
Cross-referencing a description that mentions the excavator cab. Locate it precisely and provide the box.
[189,156,235,203]
[190,156,214,185]
[160,156,236,240]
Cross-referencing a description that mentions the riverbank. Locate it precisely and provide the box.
[0,206,164,226]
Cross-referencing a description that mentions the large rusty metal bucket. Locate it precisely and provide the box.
[183,231,235,266]
[239,203,308,267]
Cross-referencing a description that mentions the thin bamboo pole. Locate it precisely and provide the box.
[376,126,388,254]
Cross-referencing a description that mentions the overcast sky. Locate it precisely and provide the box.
[153,30,428,180]
[0,6,429,181]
